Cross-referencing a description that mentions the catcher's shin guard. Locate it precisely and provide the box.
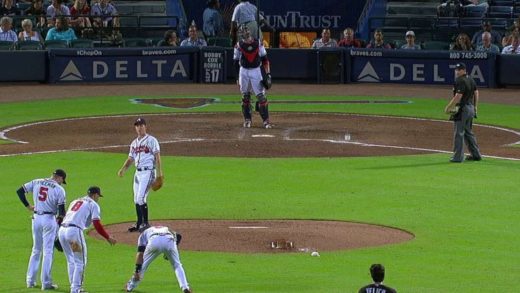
[241,93,252,120]
[257,94,269,122]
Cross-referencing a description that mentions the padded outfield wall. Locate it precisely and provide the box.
[0,48,519,87]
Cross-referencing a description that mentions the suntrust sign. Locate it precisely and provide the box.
[48,48,195,83]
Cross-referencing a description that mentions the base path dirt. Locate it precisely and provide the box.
[89,220,414,253]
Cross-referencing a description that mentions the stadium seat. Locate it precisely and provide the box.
[207,37,232,47]
[423,40,450,50]
[491,0,514,6]
[70,39,94,48]
[16,41,44,50]
[123,38,148,47]
[464,6,487,17]
[487,6,513,18]
[0,40,15,50]
[44,40,69,48]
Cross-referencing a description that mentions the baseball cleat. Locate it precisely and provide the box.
[138,223,150,232]
[128,224,139,232]
[27,283,36,288]
[465,155,482,161]
[182,288,192,293]
[263,122,272,129]
[41,284,58,290]
[125,280,135,292]
[243,120,251,128]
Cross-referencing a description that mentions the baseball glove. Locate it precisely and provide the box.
[261,73,272,90]
[151,175,164,191]
[54,238,63,252]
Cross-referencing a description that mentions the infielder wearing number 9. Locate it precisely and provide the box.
[17,169,67,290]
[118,117,163,232]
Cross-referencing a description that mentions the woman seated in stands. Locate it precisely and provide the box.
[69,0,92,31]
[366,29,392,49]
[157,30,178,46]
[450,32,473,51]
[24,0,47,28]
[18,19,42,42]
[45,15,77,41]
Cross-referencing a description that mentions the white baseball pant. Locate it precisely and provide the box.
[27,214,58,288]
[58,226,87,293]
[133,170,155,205]
[239,67,265,96]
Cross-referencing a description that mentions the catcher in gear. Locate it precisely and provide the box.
[233,24,272,129]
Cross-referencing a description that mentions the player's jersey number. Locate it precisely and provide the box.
[38,187,48,201]
[71,201,84,212]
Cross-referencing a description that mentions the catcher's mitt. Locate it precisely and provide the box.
[54,238,63,252]
[151,175,164,191]
[261,73,272,90]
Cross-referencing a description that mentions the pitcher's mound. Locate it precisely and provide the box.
[90,220,414,253]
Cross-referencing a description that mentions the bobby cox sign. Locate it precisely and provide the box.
[48,49,193,83]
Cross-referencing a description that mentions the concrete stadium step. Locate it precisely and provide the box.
[386,2,438,16]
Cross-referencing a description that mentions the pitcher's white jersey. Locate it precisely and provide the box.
[23,178,66,214]
[129,135,160,169]
[62,196,101,230]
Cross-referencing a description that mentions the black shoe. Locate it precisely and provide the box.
[128,224,139,232]
[465,155,482,161]
[138,223,150,232]
[450,159,462,163]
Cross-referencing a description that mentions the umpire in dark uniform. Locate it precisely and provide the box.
[444,62,482,163]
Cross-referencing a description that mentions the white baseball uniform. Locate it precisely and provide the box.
[58,196,101,293]
[233,39,267,96]
[23,178,66,289]
[126,226,190,292]
[129,134,160,205]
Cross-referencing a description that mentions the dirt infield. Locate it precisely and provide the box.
[2,83,519,253]
[88,220,414,253]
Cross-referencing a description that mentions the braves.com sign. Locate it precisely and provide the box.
[48,49,193,83]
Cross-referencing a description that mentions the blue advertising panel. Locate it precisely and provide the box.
[48,48,196,83]
[350,49,496,87]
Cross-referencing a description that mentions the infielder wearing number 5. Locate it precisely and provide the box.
[17,169,67,290]
[118,117,164,232]
[58,186,116,293]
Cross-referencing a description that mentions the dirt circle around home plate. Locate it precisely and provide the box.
[89,220,415,253]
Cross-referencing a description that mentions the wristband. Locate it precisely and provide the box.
[135,264,142,273]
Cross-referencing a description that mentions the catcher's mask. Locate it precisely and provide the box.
[238,24,251,40]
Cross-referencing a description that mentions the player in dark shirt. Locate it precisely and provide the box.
[358,264,397,293]
[444,62,482,163]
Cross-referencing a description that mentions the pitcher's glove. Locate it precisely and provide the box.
[151,176,164,191]
[261,73,272,90]
[54,238,63,252]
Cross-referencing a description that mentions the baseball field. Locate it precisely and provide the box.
[1,83,519,292]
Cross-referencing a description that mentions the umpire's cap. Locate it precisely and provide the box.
[134,117,146,126]
[87,186,103,197]
[455,62,466,70]
[53,169,67,184]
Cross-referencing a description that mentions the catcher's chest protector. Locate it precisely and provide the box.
[239,40,261,68]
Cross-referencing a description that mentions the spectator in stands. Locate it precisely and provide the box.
[471,21,501,46]
[203,0,224,38]
[24,0,46,28]
[337,27,362,48]
[465,0,489,12]
[311,28,338,48]
[157,29,178,46]
[230,0,268,45]
[0,0,20,16]
[508,16,520,34]
[438,0,487,17]
[451,32,473,51]
[401,30,421,50]
[18,18,42,42]
[0,16,16,42]
[501,33,520,54]
[180,24,207,47]
[91,0,118,28]
[69,0,92,31]
[476,31,500,53]
[46,0,70,27]
[366,29,392,49]
[45,15,77,41]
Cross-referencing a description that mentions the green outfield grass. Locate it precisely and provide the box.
[1,94,519,293]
